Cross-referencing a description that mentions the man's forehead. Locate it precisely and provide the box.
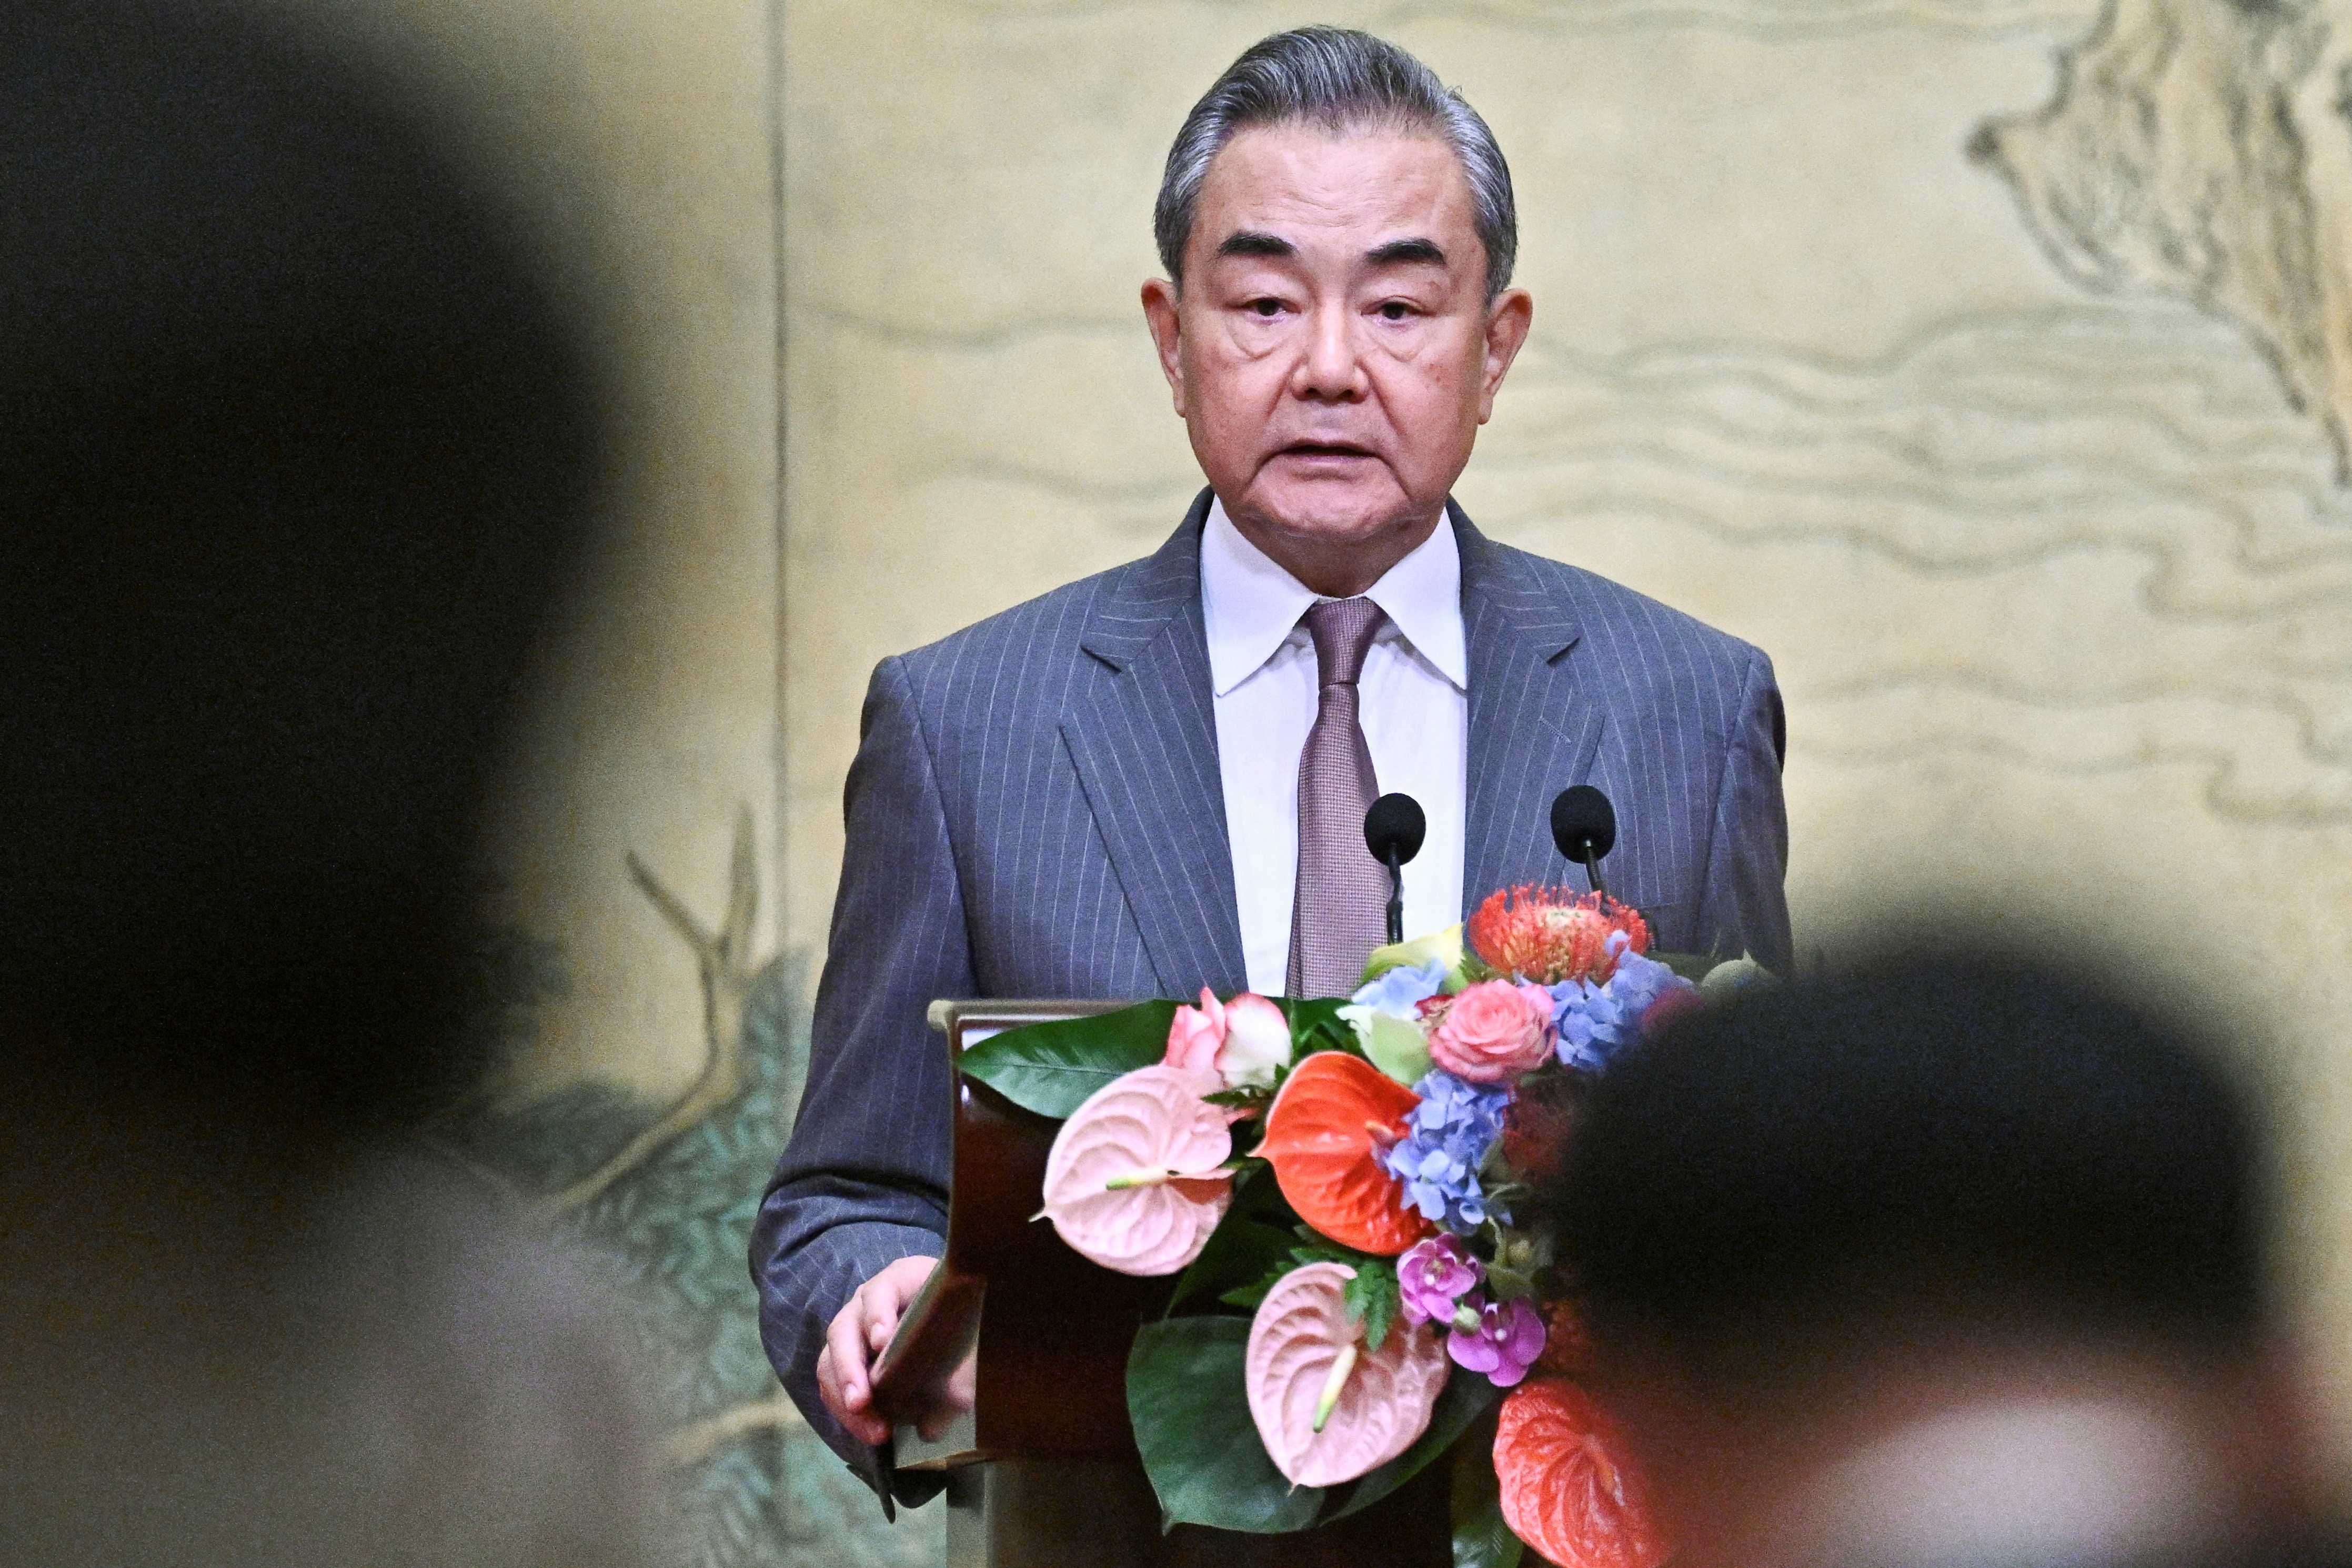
[1191,122,1476,252]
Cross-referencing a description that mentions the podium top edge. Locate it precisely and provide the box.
[926,997,1135,1039]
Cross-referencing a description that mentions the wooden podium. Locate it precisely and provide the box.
[869,1001,1455,1568]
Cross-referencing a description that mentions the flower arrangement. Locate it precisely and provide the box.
[956,886,1769,1565]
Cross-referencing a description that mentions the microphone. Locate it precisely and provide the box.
[1551,785,1615,898]
[1363,793,1426,946]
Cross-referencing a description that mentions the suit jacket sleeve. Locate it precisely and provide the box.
[749,654,968,1507]
[1691,647,1793,977]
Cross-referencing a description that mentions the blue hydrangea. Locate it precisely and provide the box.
[1551,938,1695,1073]
[1351,959,1449,1018]
[1379,1070,1512,1234]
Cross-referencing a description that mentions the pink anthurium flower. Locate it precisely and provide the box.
[1244,1261,1450,1487]
[1039,1063,1233,1275]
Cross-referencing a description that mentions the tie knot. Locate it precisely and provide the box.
[1302,596,1385,688]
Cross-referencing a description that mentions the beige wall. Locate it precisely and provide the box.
[783,0,2352,1477]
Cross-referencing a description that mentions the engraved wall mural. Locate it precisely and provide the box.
[441,820,940,1568]
[1978,0,2352,476]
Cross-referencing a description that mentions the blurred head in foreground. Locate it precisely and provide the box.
[0,4,648,1563]
[1550,947,2313,1568]
[0,0,593,1139]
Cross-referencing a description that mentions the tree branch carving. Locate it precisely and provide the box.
[527,804,765,1221]
[657,1392,805,1470]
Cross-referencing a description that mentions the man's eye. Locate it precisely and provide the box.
[1250,298,1283,317]
[1378,300,1412,321]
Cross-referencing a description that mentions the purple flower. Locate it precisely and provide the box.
[1377,1070,1511,1234]
[1398,1234,1483,1326]
[1446,1295,1546,1387]
[1552,934,1696,1074]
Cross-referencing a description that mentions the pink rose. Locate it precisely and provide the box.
[1215,992,1293,1090]
[1165,988,1228,1077]
[1428,979,1553,1084]
[1164,988,1295,1091]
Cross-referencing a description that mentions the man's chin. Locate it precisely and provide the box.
[1233,477,1430,548]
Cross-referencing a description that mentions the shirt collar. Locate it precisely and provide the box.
[1200,497,1468,697]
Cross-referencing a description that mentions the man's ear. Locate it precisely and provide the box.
[1141,277,1188,417]
[1477,287,1534,424]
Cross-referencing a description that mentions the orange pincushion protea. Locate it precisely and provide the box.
[1254,1052,1434,1256]
[1468,886,1650,986]
[1495,1377,1667,1568]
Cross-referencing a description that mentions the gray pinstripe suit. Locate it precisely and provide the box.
[751,491,1790,1501]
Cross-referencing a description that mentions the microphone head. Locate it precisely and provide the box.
[1551,785,1616,862]
[1364,792,1427,866]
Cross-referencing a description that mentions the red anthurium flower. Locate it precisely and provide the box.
[1495,1377,1668,1568]
[1254,1051,1433,1256]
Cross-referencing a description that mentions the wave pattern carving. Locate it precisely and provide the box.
[1470,304,2352,823]
[1975,0,2352,476]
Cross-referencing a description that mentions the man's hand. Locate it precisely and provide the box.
[815,1255,974,1445]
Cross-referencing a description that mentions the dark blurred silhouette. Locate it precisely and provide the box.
[0,3,651,1562]
[1547,947,2324,1568]
[0,0,591,1130]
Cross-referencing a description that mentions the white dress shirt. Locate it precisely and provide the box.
[1200,498,1469,997]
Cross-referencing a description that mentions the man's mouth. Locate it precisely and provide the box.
[1279,441,1375,459]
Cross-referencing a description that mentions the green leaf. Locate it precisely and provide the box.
[1451,1454,1524,1568]
[1342,1257,1401,1355]
[956,1000,1178,1119]
[1128,1316,1325,1533]
[1651,949,1720,982]
[1276,994,1348,1029]
[1275,996,1360,1058]
[1221,1239,1345,1312]
[1168,1169,1297,1315]
[1324,1366,1502,1522]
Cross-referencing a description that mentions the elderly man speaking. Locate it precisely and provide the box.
[752,25,1793,1504]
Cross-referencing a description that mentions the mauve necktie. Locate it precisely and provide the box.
[1286,596,1391,998]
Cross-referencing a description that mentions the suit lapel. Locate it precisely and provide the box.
[1060,492,1249,998]
[1457,507,1611,906]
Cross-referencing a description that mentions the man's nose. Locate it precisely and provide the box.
[1289,303,1368,403]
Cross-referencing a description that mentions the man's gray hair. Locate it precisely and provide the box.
[1154,27,1517,301]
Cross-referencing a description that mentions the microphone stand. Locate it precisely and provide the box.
[1580,845,1609,900]
[1364,792,1426,949]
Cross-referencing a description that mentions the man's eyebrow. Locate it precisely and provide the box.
[1215,230,1295,259]
[1367,237,1446,267]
